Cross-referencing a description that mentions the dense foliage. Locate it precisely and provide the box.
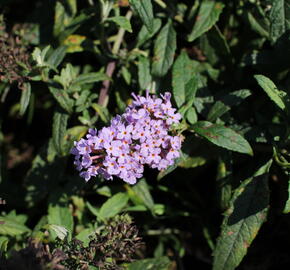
[0,0,290,269]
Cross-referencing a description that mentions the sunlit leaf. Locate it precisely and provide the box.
[191,121,253,155]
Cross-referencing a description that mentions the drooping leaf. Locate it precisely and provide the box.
[254,74,287,111]
[19,82,31,116]
[107,16,132,32]
[213,160,272,270]
[269,0,290,42]
[98,193,129,220]
[191,121,253,155]
[129,0,154,33]
[152,20,176,77]
[188,1,224,42]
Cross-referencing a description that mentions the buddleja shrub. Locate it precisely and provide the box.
[0,0,290,269]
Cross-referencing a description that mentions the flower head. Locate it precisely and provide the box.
[71,91,183,184]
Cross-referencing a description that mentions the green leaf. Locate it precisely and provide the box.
[129,0,154,33]
[186,107,198,124]
[107,16,132,32]
[179,155,206,168]
[32,46,50,67]
[47,46,67,69]
[283,174,290,213]
[121,66,132,84]
[72,72,109,86]
[54,0,77,37]
[216,152,233,211]
[132,179,154,212]
[47,224,69,240]
[152,20,176,77]
[206,25,231,62]
[138,56,152,90]
[0,213,31,236]
[48,203,74,239]
[213,160,272,270]
[137,18,161,47]
[172,51,197,107]
[188,1,224,42]
[76,227,95,246]
[99,193,129,221]
[53,63,78,90]
[91,103,110,123]
[191,121,253,155]
[52,110,69,156]
[19,82,31,116]
[246,11,269,38]
[127,256,171,270]
[49,86,74,114]
[0,236,8,253]
[86,201,99,217]
[254,74,287,111]
[269,0,290,42]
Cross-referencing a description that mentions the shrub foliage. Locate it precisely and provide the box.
[0,0,290,269]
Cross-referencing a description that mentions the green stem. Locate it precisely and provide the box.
[112,10,133,55]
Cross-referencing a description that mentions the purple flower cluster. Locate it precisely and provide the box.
[71,91,182,184]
